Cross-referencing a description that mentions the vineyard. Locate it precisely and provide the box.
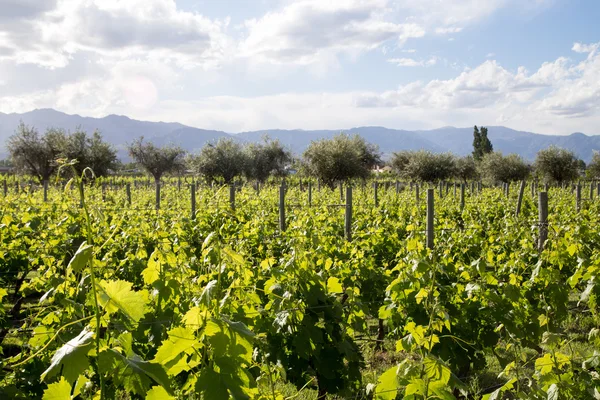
[0,174,599,399]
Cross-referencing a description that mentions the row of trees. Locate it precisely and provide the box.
[7,123,118,182]
[6,122,600,185]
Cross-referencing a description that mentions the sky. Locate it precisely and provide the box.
[0,0,599,134]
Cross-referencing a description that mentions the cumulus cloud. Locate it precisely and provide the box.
[238,0,425,65]
[355,43,600,124]
[0,0,231,69]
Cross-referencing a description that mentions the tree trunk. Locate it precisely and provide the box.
[376,318,385,351]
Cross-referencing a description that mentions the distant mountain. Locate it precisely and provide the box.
[1,108,600,162]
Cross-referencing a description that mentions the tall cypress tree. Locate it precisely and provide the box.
[472,125,482,160]
[480,127,493,155]
[473,125,493,160]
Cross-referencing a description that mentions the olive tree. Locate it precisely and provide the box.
[7,122,67,183]
[587,152,600,179]
[389,151,412,176]
[64,129,118,178]
[127,137,186,183]
[302,133,381,187]
[190,138,247,184]
[478,152,530,184]
[244,137,291,182]
[400,151,456,183]
[534,146,580,184]
[454,156,479,182]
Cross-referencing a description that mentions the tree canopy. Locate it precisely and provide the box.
[244,137,291,182]
[302,134,381,187]
[189,138,247,184]
[7,123,117,182]
[478,152,530,184]
[534,146,580,184]
[472,126,493,161]
[127,137,186,181]
[398,151,456,182]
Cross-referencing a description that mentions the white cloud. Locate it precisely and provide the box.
[572,42,599,54]
[238,0,425,66]
[0,0,231,69]
[388,57,437,67]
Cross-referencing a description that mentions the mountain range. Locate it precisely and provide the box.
[1,108,599,162]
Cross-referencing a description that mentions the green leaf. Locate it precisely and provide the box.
[146,385,175,400]
[153,327,199,366]
[41,327,93,385]
[327,277,343,294]
[222,317,255,338]
[142,249,161,285]
[535,353,554,375]
[0,287,8,302]
[99,349,172,396]
[182,306,205,330]
[42,377,72,400]
[375,365,398,400]
[423,356,451,385]
[67,241,93,273]
[405,379,426,396]
[97,280,149,323]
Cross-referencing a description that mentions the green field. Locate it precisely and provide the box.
[0,177,598,399]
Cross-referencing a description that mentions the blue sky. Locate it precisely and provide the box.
[0,0,599,134]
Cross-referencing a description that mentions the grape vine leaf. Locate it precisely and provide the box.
[42,376,71,400]
[99,349,172,396]
[96,280,149,323]
[67,241,93,274]
[375,365,398,400]
[41,327,93,385]
[327,277,343,294]
[146,385,175,400]
[142,250,161,285]
[153,326,200,366]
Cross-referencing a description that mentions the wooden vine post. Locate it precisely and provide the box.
[191,183,196,220]
[279,184,286,232]
[426,188,434,250]
[538,192,548,252]
[345,186,352,241]
[515,180,526,217]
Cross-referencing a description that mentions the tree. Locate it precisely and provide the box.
[64,129,118,178]
[588,152,600,179]
[302,133,381,187]
[472,125,493,161]
[401,151,456,182]
[534,146,580,184]
[7,122,67,183]
[244,137,292,182]
[389,151,411,176]
[454,156,479,182]
[190,138,247,184]
[478,152,530,184]
[127,137,186,182]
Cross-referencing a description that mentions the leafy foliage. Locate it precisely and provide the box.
[189,138,247,184]
[400,151,456,182]
[7,122,66,183]
[127,137,186,181]
[478,151,530,184]
[534,146,581,183]
[302,133,381,186]
[472,125,493,161]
